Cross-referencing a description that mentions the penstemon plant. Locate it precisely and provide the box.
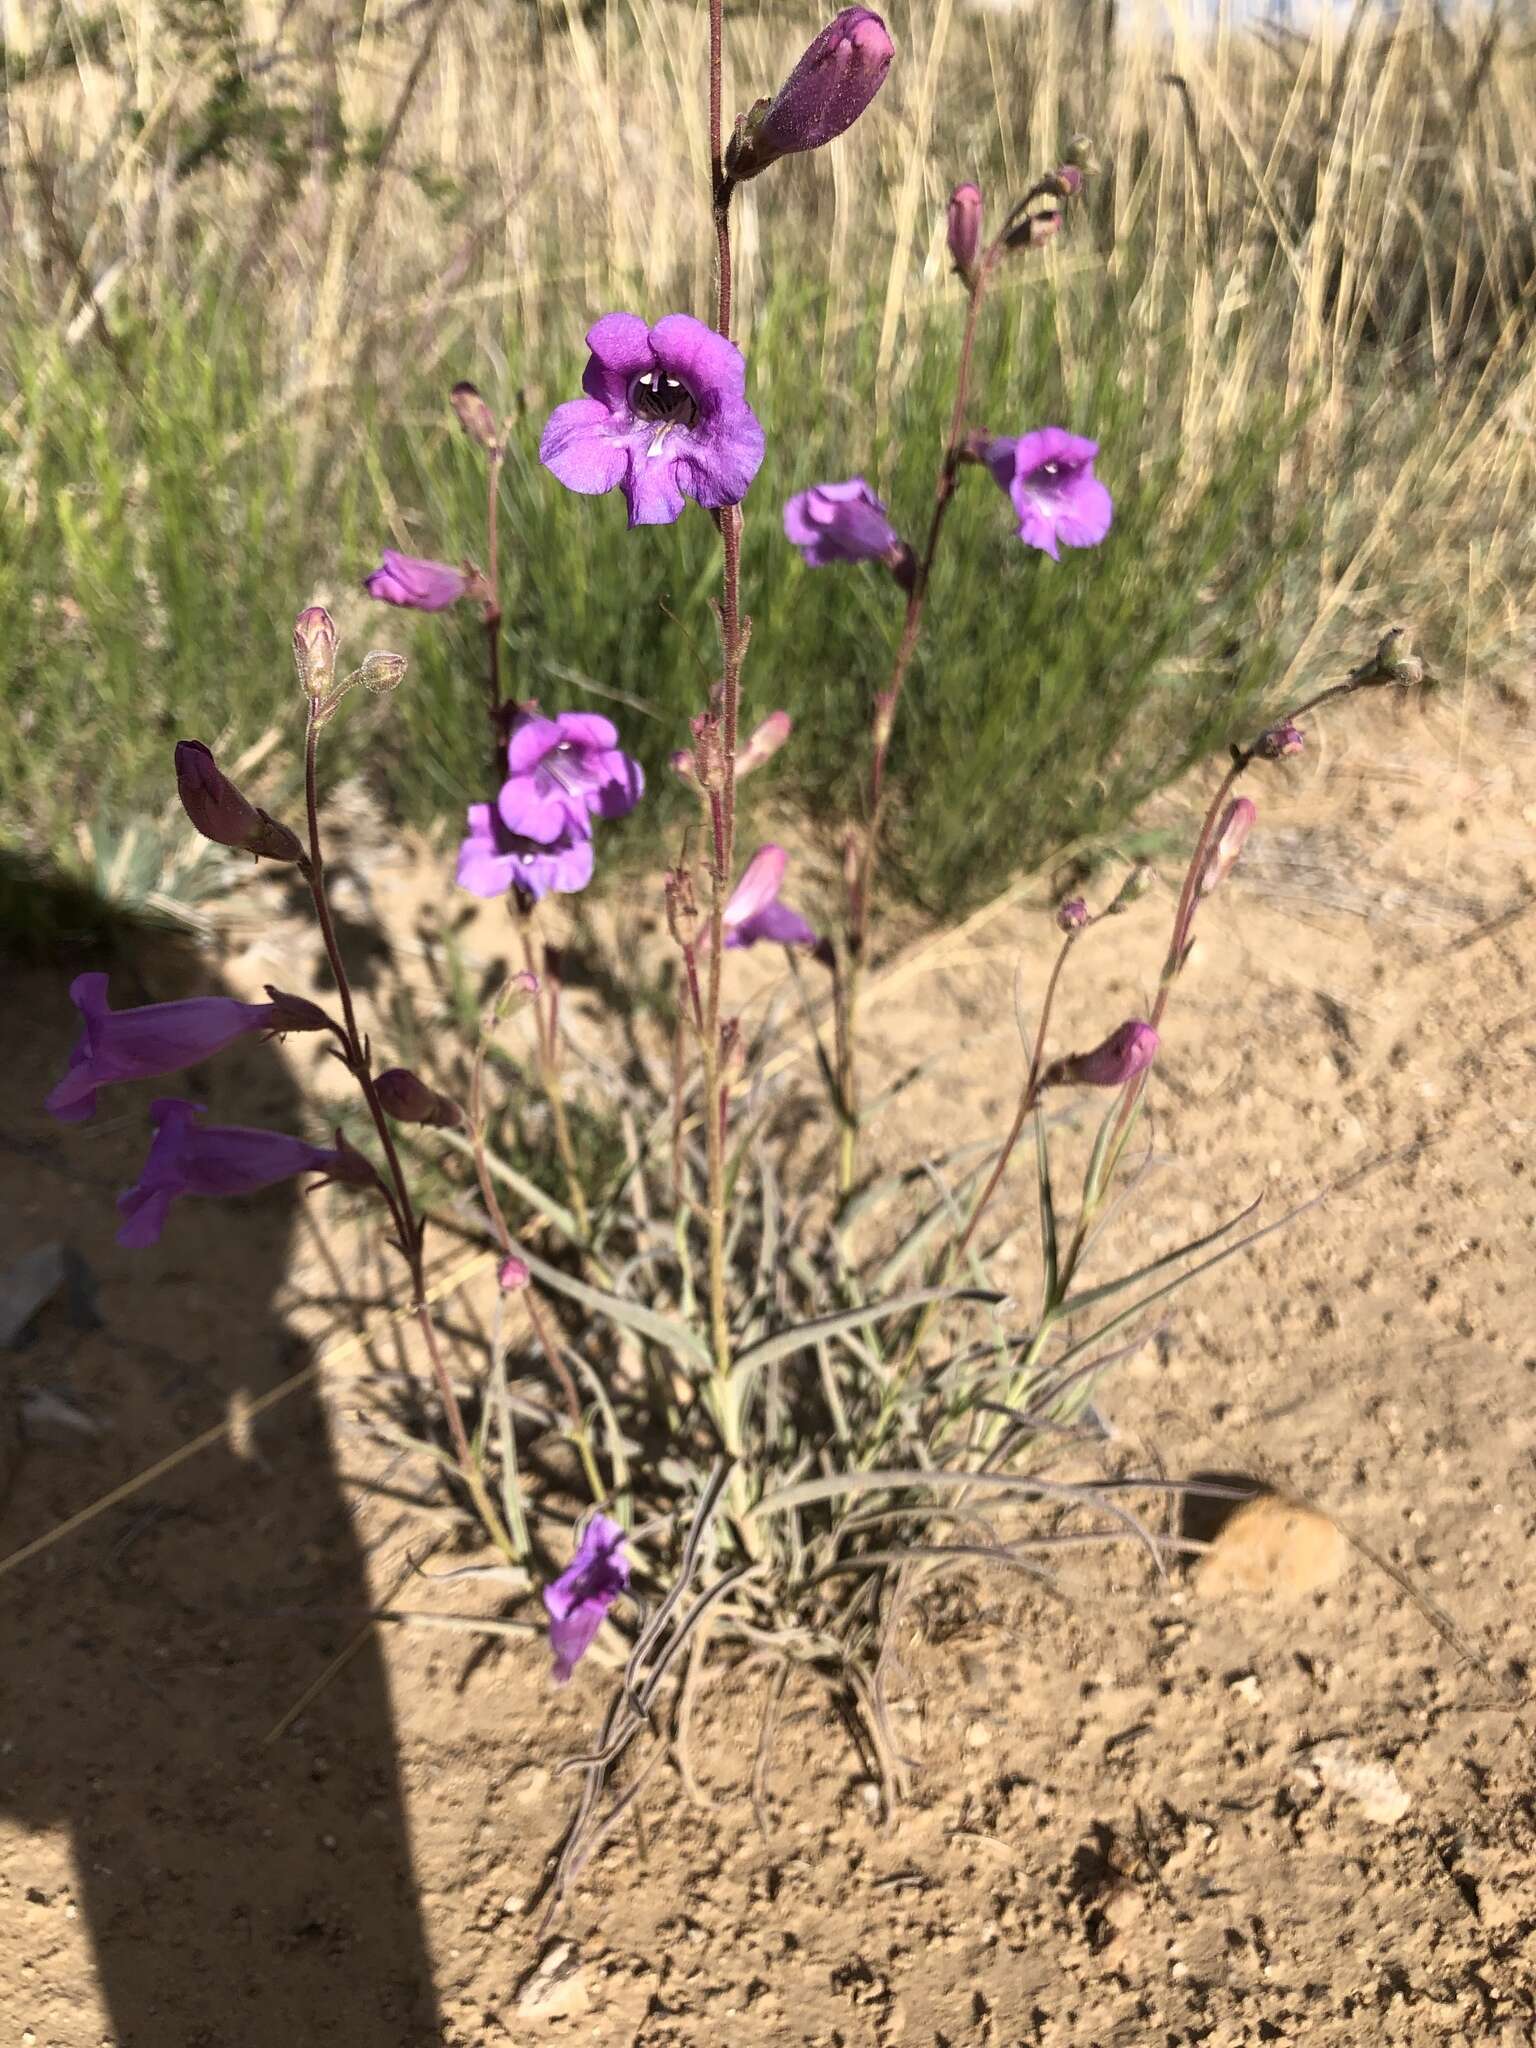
[46,7,1429,1918]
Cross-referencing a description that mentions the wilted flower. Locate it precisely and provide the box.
[1056,897,1090,933]
[985,429,1113,560]
[782,479,900,567]
[375,1068,462,1129]
[1199,796,1257,898]
[726,8,894,181]
[540,313,764,529]
[498,710,644,844]
[543,1513,630,1683]
[174,741,304,863]
[363,550,467,611]
[450,380,499,452]
[116,1098,375,1248]
[1045,1019,1159,1090]
[947,182,983,279]
[455,804,595,903]
[45,974,326,1125]
[1255,720,1304,760]
[716,844,817,949]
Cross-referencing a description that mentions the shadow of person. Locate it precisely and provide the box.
[0,875,442,2046]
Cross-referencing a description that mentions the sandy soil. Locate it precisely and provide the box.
[4,691,1536,2047]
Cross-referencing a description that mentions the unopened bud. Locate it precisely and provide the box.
[1044,1018,1159,1090]
[670,749,700,785]
[450,380,499,452]
[885,540,918,592]
[174,740,304,864]
[1056,896,1090,933]
[736,710,793,779]
[726,8,894,182]
[498,1254,530,1292]
[263,988,334,1035]
[1375,625,1408,672]
[327,1130,384,1191]
[1199,796,1257,898]
[1255,720,1304,760]
[358,650,407,695]
[947,182,983,280]
[293,606,338,700]
[1062,133,1101,175]
[1108,860,1156,913]
[1045,163,1083,199]
[374,1067,463,1128]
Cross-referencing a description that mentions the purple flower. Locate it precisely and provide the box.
[782,479,899,567]
[455,803,594,903]
[363,550,467,611]
[1046,1019,1159,1090]
[115,1098,373,1249]
[984,428,1114,561]
[947,182,983,278]
[1056,897,1090,933]
[540,313,765,529]
[721,845,817,949]
[543,1513,630,1684]
[1255,720,1305,760]
[497,710,644,844]
[45,974,321,1125]
[727,9,894,179]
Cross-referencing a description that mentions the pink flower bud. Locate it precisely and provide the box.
[1199,797,1257,898]
[450,381,499,452]
[293,606,338,700]
[174,741,304,864]
[374,1068,463,1128]
[498,1255,530,1292]
[1255,721,1304,760]
[736,709,794,779]
[1048,163,1083,199]
[947,182,983,279]
[1046,1019,1159,1090]
[1056,897,1089,933]
[727,9,894,180]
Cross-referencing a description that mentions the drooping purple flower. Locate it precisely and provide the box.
[497,710,644,844]
[1046,1019,1159,1090]
[374,1068,463,1129]
[782,478,900,568]
[543,1513,630,1684]
[947,182,983,279]
[727,9,894,180]
[721,844,817,949]
[115,1098,374,1249]
[455,803,595,903]
[984,428,1114,561]
[45,974,326,1125]
[540,313,765,529]
[363,550,467,611]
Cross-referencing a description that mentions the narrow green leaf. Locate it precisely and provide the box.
[1035,1109,1059,1309]
[517,1246,712,1369]
[730,1287,1005,1390]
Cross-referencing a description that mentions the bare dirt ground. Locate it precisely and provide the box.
[4,690,1536,2047]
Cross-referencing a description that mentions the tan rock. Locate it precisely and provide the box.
[1192,1494,1349,1599]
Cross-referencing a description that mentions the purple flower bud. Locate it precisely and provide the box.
[727,9,894,180]
[1048,163,1083,199]
[1199,797,1257,898]
[293,606,338,699]
[450,381,500,452]
[1255,720,1304,760]
[947,182,983,279]
[115,1098,376,1248]
[736,709,793,779]
[543,1513,630,1683]
[498,1254,530,1293]
[375,1067,463,1129]
[783,478,900,567]
[1056,897,1090,933]
[1046,1019,1159,1090]
[363,550,467,612]
[263,988,335,1037]
[174,741,304,864]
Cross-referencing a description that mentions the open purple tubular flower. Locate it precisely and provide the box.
[363,550,467,611]
[783,478,899,567]
[455,804,594,903]
[116,1098,374,1249]
[1046,1019,1159,1090]
[984,428,1113,561]
[498,710,644,843]
[727,9,894,179]
[720,844,817,949]
[543,1513,630,1684]
[540,313,765,529]
[45,974,326,1125]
